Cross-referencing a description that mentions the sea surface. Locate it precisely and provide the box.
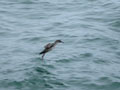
[0,0,120,90]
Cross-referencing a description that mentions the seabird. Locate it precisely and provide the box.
[39,40,64,60]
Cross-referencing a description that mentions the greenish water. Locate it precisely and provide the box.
[0,0,120,90]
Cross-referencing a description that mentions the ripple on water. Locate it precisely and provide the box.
[34,67,52,75]
[82,81,120,90]
[0,0,120,90]
[66,75,120,90]
[80,53,93,58]
[93,58,111,65]
[0,65,67,90]
[19,36,42,43]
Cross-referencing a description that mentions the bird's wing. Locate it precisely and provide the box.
[44,43,53,49]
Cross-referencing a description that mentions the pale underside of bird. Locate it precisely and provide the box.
[39,40,63,60]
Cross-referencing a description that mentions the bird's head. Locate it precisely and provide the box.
[55,40,64,43]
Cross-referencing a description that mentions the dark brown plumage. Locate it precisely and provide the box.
[39,40,63,60]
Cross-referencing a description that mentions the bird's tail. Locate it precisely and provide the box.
[39,50,45,55]
[39,51,43,55]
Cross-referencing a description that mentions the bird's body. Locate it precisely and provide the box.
[40,43,54,54]
[39,40,63,60]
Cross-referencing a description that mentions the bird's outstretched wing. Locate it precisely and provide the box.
[44,43,53,49]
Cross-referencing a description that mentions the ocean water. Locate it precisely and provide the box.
[0,0,120,90]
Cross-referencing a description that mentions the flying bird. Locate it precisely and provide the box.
[39,40,64,60]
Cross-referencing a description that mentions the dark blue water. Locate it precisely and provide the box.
[0,0,120,90]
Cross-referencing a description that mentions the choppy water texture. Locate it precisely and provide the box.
[0,0,120,90]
